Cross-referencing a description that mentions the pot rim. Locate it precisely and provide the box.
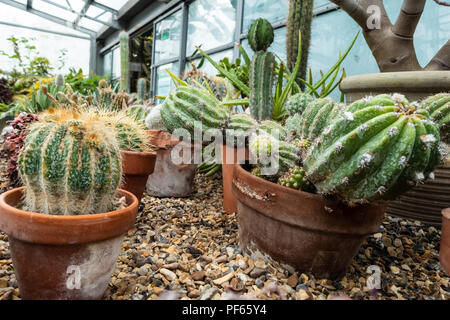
[443,208,450,220]
[120,149,157,156]
[0,187,138,245]
[340,71,450,92]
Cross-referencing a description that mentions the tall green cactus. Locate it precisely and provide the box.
[304,94,441,204]
[18,109,122,215]
[137,78,147,101]
[120,31,130,92]
[248,19,276,121]
[286,0,313,87]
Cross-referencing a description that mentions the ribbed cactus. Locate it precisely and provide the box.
[249,133,300,172]
[304,93,441,204]
[160,85,229,137]
[55,74,65,87]
[228,113,258,136]
[113,91,129,110]
[125,105,146,124]
[248,18,274,52]
[298,98,343,141]
[137,78,147,101]
[18,109,122,215]
[258,120,288,140]
[420,93,450,142]
[97,110,150,152]
[97,86,114,110]
[119,31,130,92]
[278,166,314,192]
[285,92,314,116]
[286,0,313,87]
[181,70,227,100]
[145,104,166,130]
[248,19,276,121]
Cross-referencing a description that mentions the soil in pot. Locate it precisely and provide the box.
[0,187,138,300]
[441,208,450,276]
[232,163,386,279]
[146,130,198,197]
[120,150,157,201]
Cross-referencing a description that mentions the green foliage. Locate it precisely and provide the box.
[64,67,105,96]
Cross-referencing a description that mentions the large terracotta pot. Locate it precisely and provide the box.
[340,71,450,103]
[221,144,249,214]
[120,150,156,201]
[232,164,386,279]
[0,187,138,300]
[145,130,197,197]
[441,208,450,276]
[341,71,450,225]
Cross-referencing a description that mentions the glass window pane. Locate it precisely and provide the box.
[242,0,288,33]
[241,27,287,62]
[112,47,121,79]
[155,62,180,98]
[186,0,237,56]
[103,51,112,78]
[315,0,331,7]
[94,0,128,11]
[154,10,182,63]
[185,49,233,78]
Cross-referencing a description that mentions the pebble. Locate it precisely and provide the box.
[200,287,217,300]
[249,268,265,278]
[191,271,206,281]
[159,268,177,281]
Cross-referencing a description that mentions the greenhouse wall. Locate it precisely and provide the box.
[98,0,449,101]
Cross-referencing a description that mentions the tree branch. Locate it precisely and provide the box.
[392,0,426,38]
[329,0,370,30]
[425,39,450,70]
[434,0,450,6]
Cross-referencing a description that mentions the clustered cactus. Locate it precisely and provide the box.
[18,109,122,215]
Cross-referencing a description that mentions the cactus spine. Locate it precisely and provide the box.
[304,94,441,204]
[286,0,313,87]
[119,31,130,92]
[18,109,122,215]
[248,19,276,121]
[137,78,147,101]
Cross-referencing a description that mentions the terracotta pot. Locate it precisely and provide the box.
[0,187,138,300]
[340,71,450,103]
[120,150,157,201]
[232,164,386,279]
[341,71,450,225]
[441,208,450,275]
[221,144,249,214]
[146,130,197,197]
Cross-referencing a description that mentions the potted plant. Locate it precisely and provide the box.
[145,104,198,197]
[0,108,138,299]
[233,90,442,279]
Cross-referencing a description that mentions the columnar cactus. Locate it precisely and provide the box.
[258,120,288,141]
[119,31,130,92]
[137,78,147,101]
[55,74,65,87]
[228,113,258,136]
[181,69,227,100]
[248,19,276,121]
[286,0,313,86]
[304,94,441,204]
[18,109,122,215]
[160,85,229,136]
[145,104,166,131]
[420,93,450,142]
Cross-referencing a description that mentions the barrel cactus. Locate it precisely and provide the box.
[160,84,229,137]
[18,109,122,215]
[285,92,314,116]
[125,105,147,124]
[248,18,274,52]
[145,104,166,131]
[420,93,450,142]
[304,93,441,204]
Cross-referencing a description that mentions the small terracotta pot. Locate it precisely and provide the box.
[232,164,386,279]
[221,144,249,214]
[440,208,450,275]
[0,187,138,300]
[120,150,157,201]
[146,130,197,197]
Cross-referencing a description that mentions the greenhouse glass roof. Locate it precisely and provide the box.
[0,0,129,35]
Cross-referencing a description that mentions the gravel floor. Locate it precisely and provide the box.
[0,166,449,300]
